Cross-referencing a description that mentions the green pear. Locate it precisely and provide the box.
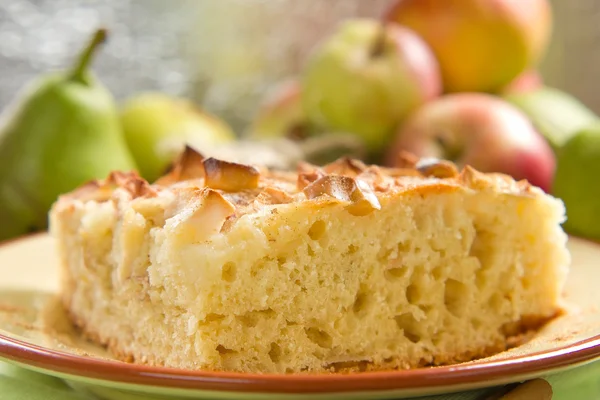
[553,124,600,239]
[120,93,236,183]
[505,87,598,150]
[0,29,137,241]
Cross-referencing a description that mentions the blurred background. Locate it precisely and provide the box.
[0,0,593,131]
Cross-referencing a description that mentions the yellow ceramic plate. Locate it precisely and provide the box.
[0,234,599,400]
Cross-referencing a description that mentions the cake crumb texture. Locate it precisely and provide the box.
[50,152,570,373]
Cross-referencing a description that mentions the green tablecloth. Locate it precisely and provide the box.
[2,359,600,400]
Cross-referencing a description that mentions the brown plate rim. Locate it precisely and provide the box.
[1,332,600,394]
[1,234,600,394]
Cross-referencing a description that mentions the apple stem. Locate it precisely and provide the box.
[69,28,108,83]
[370,24,387,58]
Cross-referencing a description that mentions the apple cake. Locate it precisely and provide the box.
[49,148,570,373]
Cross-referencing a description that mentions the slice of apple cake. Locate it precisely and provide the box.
[50,148,569,373]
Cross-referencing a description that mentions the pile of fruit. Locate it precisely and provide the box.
[250,0,600,241]
[0,0,598,243]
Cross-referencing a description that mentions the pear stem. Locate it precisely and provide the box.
[370,24,387,58]
[69,28,108,83]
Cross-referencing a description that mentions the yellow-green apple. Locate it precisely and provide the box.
[120,92,236,182]
[246,79,311,140]
[505,86,598,150]
[385,0,552,93]
[385,93,555,192]
[553,124,600,239]
[302,19,442,154]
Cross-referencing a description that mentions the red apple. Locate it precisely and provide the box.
[385,93,555,192]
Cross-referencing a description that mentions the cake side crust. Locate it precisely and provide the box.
[66,304,556,373]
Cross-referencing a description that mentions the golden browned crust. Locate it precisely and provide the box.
[157,145,206,184]
[67,171,157,202]
[56,148,542,225]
